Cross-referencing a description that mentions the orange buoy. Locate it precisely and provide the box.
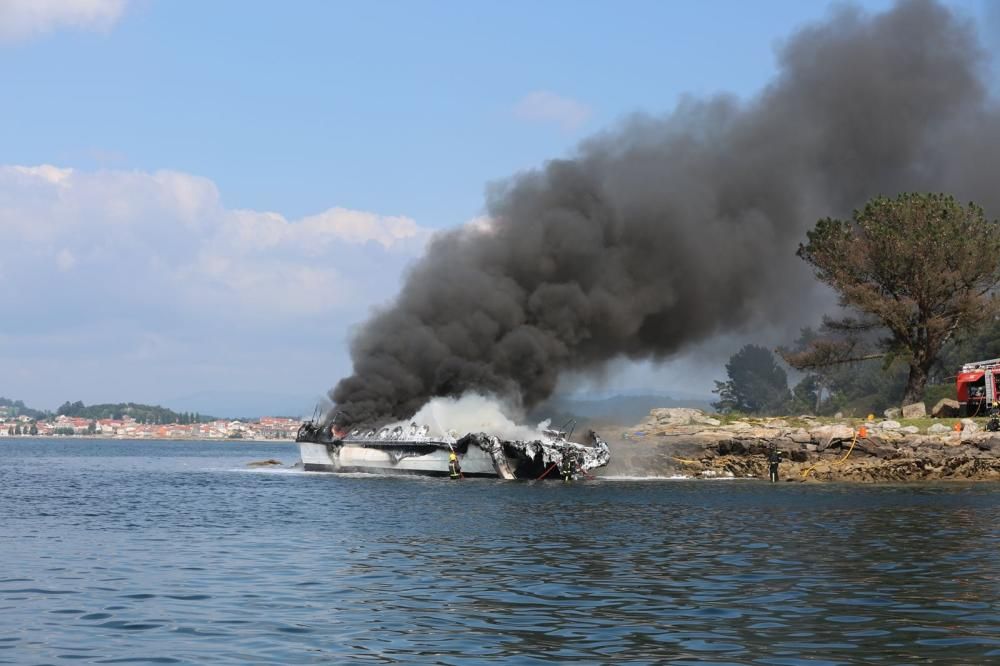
[954,421,963,431]
[858,426,868,438]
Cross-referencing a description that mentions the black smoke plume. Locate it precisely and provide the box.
[331,0,1000,426]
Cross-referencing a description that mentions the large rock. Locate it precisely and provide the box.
[901,402,927,419]
[884,407,902,420]
[648,408,707,426]
[960,422,981,438]
[876,420,901,430]
[810,424,855,451]
[928,423,951,434]
[789,428,812,444]
[931,399,961,419]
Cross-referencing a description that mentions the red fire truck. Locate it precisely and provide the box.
[956,357,1000,416]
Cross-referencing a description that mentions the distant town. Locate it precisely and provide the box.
[0,398,302,440]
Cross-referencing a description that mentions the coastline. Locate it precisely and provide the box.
[0,435,298,444]
[604,408,1000,482]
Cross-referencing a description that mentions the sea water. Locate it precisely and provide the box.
[1,438,998,664]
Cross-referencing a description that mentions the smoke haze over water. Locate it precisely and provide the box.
[331,0,1000,426]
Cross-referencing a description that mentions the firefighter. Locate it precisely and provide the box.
[989,402,1000,432]
[448,450,462,480]
[768,446,783,483]
[560,449,576,482]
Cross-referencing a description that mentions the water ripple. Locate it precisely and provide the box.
[0,439,998,663]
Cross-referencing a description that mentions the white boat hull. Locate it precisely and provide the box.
[299,441,499,477]
[298,428,610,480]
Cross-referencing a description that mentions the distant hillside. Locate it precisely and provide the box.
[55,401,214,424]
[0,397,49,420]
[529,393,713,428]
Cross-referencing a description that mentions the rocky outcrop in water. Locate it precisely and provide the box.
[606,408,1000,482]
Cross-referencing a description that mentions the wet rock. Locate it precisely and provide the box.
[715,439,739,456]
[884,407,902,420]
[853,438,899,459]
[980,436,1000,452]
[788,449,809,463]
[931,398,961,418]
[902,402,927,419]
[247,459,282,467]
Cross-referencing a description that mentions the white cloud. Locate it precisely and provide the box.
[55,249,77,271]
[0,0,129,43]
[513,90,592,131]
[0,163,434,409]
[299,208,424,249]
[0,165,427,319]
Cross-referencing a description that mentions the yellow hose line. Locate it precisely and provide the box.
[801,430,859,479]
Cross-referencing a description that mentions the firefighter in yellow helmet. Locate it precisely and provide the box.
[448,450,462,480]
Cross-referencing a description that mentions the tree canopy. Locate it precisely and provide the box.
[713,344,792,415]
[796,193,1000,405]
[55,401,213,424]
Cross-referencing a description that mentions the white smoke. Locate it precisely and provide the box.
[407,393,552,441]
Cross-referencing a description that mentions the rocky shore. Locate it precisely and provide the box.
[604,408,1000,482]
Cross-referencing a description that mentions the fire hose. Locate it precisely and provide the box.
[536,463,558,480]
[801,429,860,479]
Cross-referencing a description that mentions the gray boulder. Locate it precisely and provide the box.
[649,408,707,426]
[927,423,951,434]
[901,402,926,419]
[877,420,901,430]
[931,398,961,419]
[884,407,902,420]
[901,425,920,434]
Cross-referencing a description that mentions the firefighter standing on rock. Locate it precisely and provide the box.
[768,445,783,483]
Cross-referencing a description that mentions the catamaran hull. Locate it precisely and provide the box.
[298,429,611,480]
[299,441,499,477]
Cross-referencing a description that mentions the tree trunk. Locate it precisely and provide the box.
[902,362,929,406]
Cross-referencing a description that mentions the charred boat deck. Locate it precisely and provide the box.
[297,422,610,480]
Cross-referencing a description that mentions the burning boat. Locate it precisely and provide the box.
[296,419,610,480]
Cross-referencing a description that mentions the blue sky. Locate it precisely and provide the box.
[0,0,991,415]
